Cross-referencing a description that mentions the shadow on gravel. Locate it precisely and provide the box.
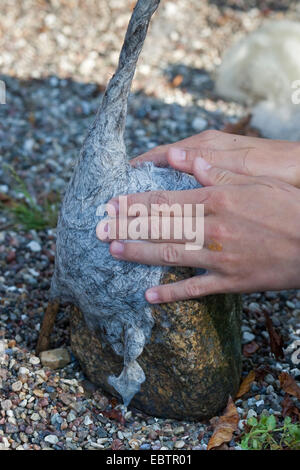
[0,70,226,196]
[209,0,292,11]
[163,64,215,100]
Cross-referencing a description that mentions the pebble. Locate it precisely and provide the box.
[242,332,255,343]
[247,409,257,419]
[0,0,299,452]
[265,374,275,384]
[29,356,40,365]
[191,116,207,132]
[27,241,41,252]
[11,380,22,392]
[30,413,40,421]
[174,440,185,449]
[1,399,12,410]
[44,435,59,445]
[40,348,70,369]
[83,415,93,426]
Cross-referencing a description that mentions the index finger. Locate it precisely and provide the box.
[108,187,213,216]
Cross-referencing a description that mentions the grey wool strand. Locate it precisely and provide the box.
[51,0,200,406]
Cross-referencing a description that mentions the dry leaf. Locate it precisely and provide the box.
[172,74,184,88]
[279,372,300,400]
[102,408,125,425]
[111,439,124,450]
[264,311,284,360]
[236,370,256,398]
[222,115,261,137]
[282,393,300,421]
[207,396,239,450]
[243,341,259,357]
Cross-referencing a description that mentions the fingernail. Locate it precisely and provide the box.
[107,199,119,215]
[169,148,186,162]
[194,157,211,171]
[110,241,124,257]
[146,289,160,303]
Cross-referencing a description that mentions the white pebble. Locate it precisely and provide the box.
[247,409,257,419]
[29,356,40,365]
[45,435,59,445]
[242,332,255,343]
[84,415,93,426]
[27,241,41,252]
[192,116,207,132]
[12,380,22,392]
[174,440,185,449]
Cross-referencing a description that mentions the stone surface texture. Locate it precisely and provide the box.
[40,348,70,369]
[70,270,242,420]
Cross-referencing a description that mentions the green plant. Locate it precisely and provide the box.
[1,165,59,231]
[241,415,300,450]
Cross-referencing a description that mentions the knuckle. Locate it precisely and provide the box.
[217,251,236,272]
[184,279,202,298]
[163,287,177,303]
[161,245,180,264]
[198,147,217,166]
[214,169,231,185]
[209,222,228,242]
[149,191,169,208]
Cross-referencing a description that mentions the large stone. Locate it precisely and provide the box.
[40,348,70,369]
[70,269,242,421]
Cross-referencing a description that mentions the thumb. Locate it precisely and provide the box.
[193,157,250,187]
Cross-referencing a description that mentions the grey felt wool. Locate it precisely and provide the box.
[51,0,201,406]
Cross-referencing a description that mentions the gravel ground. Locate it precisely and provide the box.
[0,0,300,451]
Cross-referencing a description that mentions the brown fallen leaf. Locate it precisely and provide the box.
[264,311,284,360]
[236,370,256,398]
[282,393,300,421]
[111,439,124,450]
[243,341,260,357]
[102,408,125,425]
[0,192,14,207]
[222,114,261,137]
[279,372,300,400]
[207,396,239,450]
[171,74,184,88]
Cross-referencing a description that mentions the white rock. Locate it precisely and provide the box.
[67,411,76,422]
[29,356,40,365]
[192,116,207,132]
[11,380,22,392]
[84,415,93,426]
[27,241,41,252]
[174,440,185,449]
[247,409,257,419]
[1,399,12,410]
[45,435,59,445]
[19,367,30,375]
[30,413,40,421]
[242,332,255,343]
[256,400,265,407]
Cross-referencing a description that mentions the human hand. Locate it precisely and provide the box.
[98,158,300,303]
[132,130,300,188]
